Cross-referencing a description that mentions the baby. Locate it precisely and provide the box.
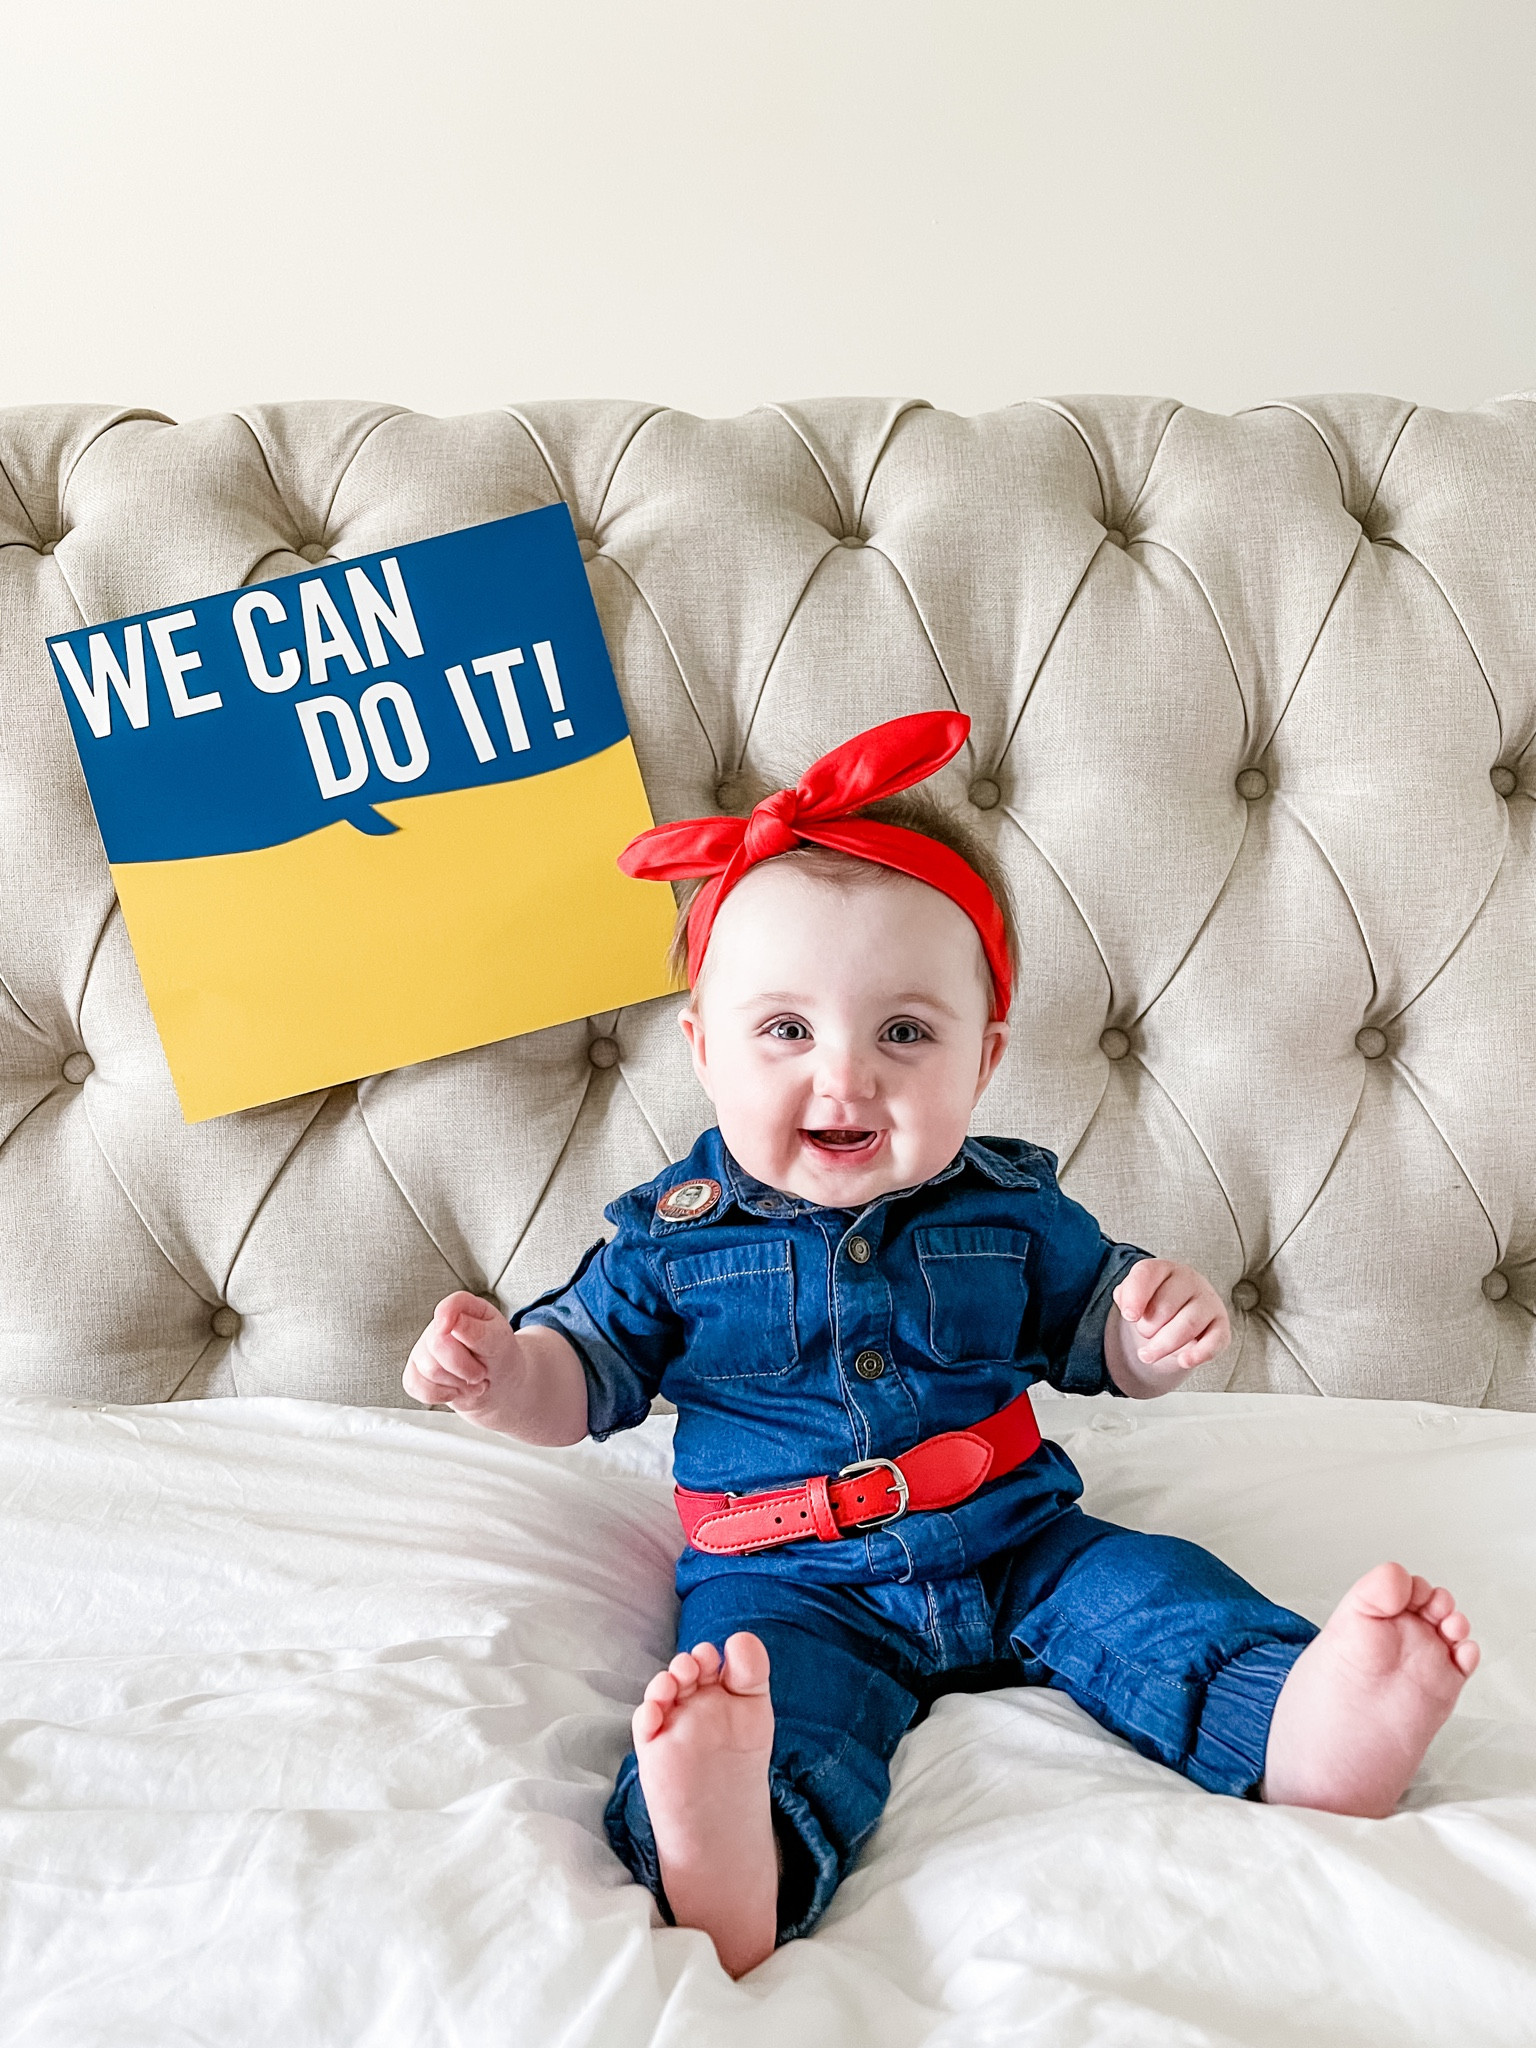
[404,712,1478,1978]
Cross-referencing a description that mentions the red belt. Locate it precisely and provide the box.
[674,1388,1042,1557]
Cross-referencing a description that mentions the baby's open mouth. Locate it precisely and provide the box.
[803,1128,882,1156]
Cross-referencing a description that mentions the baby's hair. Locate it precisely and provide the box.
[667,781,1019,1002]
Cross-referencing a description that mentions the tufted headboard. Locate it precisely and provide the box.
[1,395,1533,1410]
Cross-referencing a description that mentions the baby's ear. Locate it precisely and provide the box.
[975,1017,1010,1095]
[678,1004,714,1098]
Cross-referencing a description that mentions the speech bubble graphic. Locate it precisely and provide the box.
[49,505,629,862]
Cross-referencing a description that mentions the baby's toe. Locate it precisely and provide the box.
[667,1651,703,1696]
[1453,1639,1481,1677]
[644,1669,681,1709]
[1438,1608,1471,1645]
[1407,1573,1434,1612]
[688,1641,723,1685]
[1420,1584,1455,1625]
[721,1631,773,1695]
[1351,1561,1413,1618]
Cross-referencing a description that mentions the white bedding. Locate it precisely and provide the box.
[1,1390,1532,2048]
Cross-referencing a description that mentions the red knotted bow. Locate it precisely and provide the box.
[617,712,1012,1019]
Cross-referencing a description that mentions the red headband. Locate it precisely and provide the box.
[617,711,1012,1020]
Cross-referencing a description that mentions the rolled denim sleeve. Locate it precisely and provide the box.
[1053,1240,1149,1395]
[1031,1177,1149,1396]
[512,1222,682,1441]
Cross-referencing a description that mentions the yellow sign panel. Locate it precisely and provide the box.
[112,740,677,1121]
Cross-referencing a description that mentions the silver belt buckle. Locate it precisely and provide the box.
[836,1456,910,1531]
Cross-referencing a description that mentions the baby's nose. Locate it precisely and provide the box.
[814,1046,879,1102]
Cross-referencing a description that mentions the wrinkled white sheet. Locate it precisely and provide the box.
[1,1389,1532,2048]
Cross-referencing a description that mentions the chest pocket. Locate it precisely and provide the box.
[663,1238,798,1380]
[915,1226,1032,1364]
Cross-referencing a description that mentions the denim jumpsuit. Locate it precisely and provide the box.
[517,1129,1317,1941]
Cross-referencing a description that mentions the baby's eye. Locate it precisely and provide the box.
[765,1018,812,1042]
[883,1019,929,1046]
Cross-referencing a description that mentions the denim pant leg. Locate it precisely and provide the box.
[604,1573,926,1943]
[988,1507,1319,1795]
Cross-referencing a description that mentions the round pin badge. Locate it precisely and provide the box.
[656,1178,722,1223]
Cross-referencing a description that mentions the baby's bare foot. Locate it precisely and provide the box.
[633,1631,776,1977]
[1263,1562,1478,1817]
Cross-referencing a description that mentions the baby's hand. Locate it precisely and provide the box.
[403,1294,588,1444]
[1109,1259,1230,1395]
[403,1290,517,1414]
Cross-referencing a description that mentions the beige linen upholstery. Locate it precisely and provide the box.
[0,395,1532,1409]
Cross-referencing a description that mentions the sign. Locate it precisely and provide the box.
[49,506,677,1121]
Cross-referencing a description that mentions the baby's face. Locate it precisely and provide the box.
[680,861,1010,1208]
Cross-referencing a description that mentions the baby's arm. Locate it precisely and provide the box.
[403,1291,589,1444]
[1104,1259,1230,1399]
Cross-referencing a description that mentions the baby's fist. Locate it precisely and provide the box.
[403,1290,515,1411]
[1112,1259,1230,1383]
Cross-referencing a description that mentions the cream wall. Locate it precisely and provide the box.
[1,0,1531,420]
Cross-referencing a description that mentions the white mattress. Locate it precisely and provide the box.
[2,1390,1532,2047]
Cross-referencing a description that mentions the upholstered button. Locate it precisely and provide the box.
[854,1349,885,1380]
[38,539,56,555]
[715,774,750,813]
[846,1235,872,1264]
[1099,1028,1130,1061]
[1491,765,1518,797]
[587,1036,620,1069]
[1483,1271,1510,1302]
[968,778,1001,810]
[1236,768,1269,801]
[1103,528,1126,548]
[840,533,864,548]
[211,1306,241,1338]
[61,1051,93,1084]
[1231,1279,1261,1313]
[298,541,328,564]
[578,537,598,561]
[1355,1027,1388,1059]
